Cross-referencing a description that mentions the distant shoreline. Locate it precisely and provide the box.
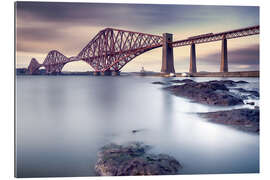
[186,71,259,77]
[16,69,259,77]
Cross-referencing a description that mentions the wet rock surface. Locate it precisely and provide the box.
[198,108,259,134]
[236,80,249,84]
[209,80,248,86]
[95,142,182,176]
[164,79,244,106]
[208,80,238,87]
[232,88,259,97]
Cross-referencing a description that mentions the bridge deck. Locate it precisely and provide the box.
[171,25,259,47]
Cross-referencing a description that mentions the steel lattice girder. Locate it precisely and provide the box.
[43,51,65,73]
[77,28,163,72]
[27,58,42,74]
[171,25,259,47]
[42,50,77,73]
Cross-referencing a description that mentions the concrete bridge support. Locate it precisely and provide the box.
[220,38,228,72]
[189,43,197,73]
[112,70,120,76]
[161,33,175,74]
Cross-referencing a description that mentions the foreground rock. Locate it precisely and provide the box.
[198,108,259,133]
[164,80,244,106]
[95,142,182,176]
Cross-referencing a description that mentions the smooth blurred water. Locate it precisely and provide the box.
[15,75,259,177]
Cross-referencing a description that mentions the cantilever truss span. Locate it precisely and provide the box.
[27,28,163,74]
[78,28,163,72]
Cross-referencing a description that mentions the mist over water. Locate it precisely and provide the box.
[15,75,259,177]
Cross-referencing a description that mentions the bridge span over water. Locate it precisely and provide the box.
[27,25,259,75]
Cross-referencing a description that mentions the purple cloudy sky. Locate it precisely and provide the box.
[16,2,259,72]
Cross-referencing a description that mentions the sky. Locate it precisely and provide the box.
[15,2,259,72]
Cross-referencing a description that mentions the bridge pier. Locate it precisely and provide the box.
[220,38,228,72]
[101,70,113,76]
[94,71,101,76]
[189,43,197,73]
[95,70,120,76]
[112,70,120,76]
[161,33,175,74]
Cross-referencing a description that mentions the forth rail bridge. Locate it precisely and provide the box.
[27,25,259,75]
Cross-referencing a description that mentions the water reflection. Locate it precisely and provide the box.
[162,88,173,131]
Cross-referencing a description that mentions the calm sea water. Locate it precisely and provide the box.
[15,75,259,177]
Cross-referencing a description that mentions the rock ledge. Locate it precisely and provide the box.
[198,108,259,133]
[95,142,182,176]
[164,80,244,106]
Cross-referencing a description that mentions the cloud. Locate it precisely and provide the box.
[200,44,259,65]
[16,2,259,31]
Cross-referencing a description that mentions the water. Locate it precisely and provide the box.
[15,75,259,177]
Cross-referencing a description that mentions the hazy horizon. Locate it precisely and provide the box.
[15,2,259,72]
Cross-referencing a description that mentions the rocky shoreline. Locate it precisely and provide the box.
[155,79,260,133]
[198,108,259,134]
[163,79,246,106]
[95,142,182,176]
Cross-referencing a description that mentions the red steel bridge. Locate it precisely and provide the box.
[27,25,259,75]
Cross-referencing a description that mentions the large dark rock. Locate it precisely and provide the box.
[164,80,244,106]
[95,142,182,176]
[198,108,259,133]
